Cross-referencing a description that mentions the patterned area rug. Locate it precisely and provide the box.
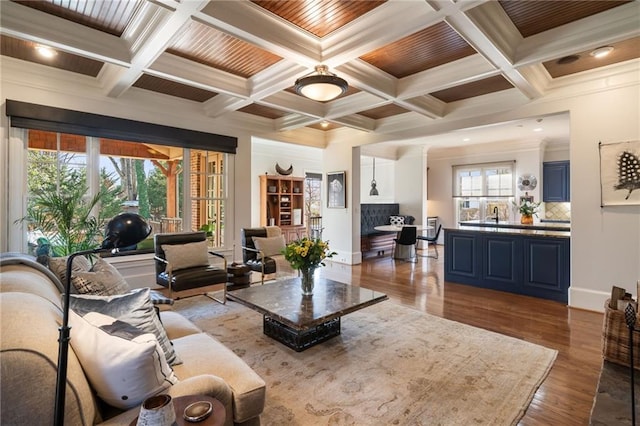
[175,296,557,425]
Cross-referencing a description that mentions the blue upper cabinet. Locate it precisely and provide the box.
[543,161,570,202]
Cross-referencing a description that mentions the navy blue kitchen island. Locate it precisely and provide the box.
[444,224,570,303]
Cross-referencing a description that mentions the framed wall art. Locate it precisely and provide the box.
[327,171,346,208]
[599,140,640,206]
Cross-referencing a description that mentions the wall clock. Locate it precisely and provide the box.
[518,174,537,191]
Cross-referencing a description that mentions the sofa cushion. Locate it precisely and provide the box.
[160,311,203,340]
[252,235,286,259]
[70,288,181,366]
[171,333,266,423]
[0,292,97,426]
[161,240,210,273]
[69,310,178,410]
[74,257,130,296]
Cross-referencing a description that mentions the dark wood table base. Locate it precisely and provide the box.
[263,316,341,352]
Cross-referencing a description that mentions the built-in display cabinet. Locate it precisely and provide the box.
[259,175,305,241]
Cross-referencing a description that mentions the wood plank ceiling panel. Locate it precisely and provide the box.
[358,104,410,120]
[359,22,476,78]
[238,104,288,119]
[430,75,513,103]
[1,35,104,77]
[133,74,217,102]
[499,0,630,38]
[167,21,282,78]
[252,0,386,38]
[544,36,640,78]
[12,0,143,36]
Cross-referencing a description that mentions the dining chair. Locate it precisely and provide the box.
[392,226,417,262]
[417,224,442,259]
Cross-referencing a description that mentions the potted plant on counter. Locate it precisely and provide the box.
[514,199,541,225]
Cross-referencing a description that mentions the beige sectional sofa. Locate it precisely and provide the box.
[0,255,266,425]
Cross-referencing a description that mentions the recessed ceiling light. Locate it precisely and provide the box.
[590,46,614,59]
[321,121,329,128]
[463,138,470,142]
[35,45,57,59]
[533,128,543,132]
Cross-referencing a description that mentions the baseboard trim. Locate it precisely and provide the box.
[569,287,609,312]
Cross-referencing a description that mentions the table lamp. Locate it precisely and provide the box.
[54,213,152,426]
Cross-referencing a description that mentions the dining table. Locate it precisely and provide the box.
[373,224,433,260]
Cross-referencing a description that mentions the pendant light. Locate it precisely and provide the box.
[369,157,379,196]
[294,65,348,102]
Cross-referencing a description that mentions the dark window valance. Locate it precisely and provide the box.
[6,100,237,154]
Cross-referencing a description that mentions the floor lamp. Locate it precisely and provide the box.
[625,303,638,426]
[53,213,151,426]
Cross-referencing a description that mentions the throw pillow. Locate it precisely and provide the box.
[69,310,178,409]
[161,240,209,273]
[73,257,130,296]
[70,288,181,366]
[389,215,405,226]
[48,255,91,291]
[252,235,286,259]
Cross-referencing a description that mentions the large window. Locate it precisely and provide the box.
[453,162,515,222]
[24,130,228,255]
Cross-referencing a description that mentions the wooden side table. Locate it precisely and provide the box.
[131,395,225,426]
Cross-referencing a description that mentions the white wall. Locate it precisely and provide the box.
[395,146,427,224]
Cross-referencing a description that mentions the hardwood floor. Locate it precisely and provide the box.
[319,248,604,426]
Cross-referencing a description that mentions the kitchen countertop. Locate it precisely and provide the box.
[452,225,570,238]
[458,220,570,232]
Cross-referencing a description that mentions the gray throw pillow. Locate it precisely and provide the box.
[69,288,181,366]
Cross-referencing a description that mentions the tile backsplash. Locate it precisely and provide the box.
[544,202,571,221]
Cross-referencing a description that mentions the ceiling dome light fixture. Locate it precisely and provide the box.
[369,157,379,196]
[590,46,614,59]
[295,65,348,102]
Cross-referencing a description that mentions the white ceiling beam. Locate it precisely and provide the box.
[397,55,498,98]
[396,96,446,119]
[149,53,249,97]
[104,0,209,98]
[447,2,544,99]
[202,95,252,118]
[320,1,439,66]
[196,1,321,66]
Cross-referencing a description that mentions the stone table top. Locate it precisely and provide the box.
[227,277,388,331]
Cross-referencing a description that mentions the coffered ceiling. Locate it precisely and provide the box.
[1,0,638,143]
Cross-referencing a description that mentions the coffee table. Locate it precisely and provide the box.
[227,277,388,351]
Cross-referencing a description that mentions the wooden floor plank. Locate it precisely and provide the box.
[320,251,604,425]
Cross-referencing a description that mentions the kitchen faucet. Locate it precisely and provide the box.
[493,206,499,223]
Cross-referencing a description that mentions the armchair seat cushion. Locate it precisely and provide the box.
[245,257,277,275]
[157,265,227,292]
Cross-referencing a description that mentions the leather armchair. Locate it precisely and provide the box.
[241,227,277,285]
[154,231,227,303]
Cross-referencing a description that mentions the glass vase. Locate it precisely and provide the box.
[300,266,316,296]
